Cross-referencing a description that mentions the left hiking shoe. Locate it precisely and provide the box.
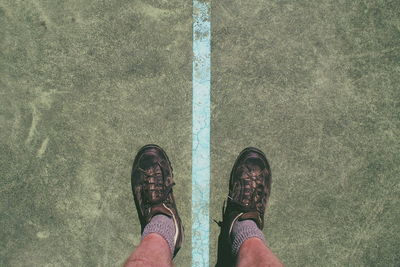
[131,144,184,257]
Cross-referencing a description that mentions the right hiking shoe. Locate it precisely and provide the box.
[215,147,272,267]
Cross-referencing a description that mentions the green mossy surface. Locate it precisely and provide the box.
[1,0,399,266]
[0,0,192,266]
[211,1,399,266]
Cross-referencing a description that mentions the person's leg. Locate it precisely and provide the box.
[230,218,283,267]
[124,233,172,267]
[236,237,283,267]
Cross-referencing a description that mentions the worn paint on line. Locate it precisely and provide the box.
[192,1,211,267]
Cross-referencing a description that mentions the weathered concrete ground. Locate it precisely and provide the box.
[211,1,399,266]
[0,0,192,265]
[1,0,399,266]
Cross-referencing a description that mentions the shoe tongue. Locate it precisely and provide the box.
[148,203,173,221]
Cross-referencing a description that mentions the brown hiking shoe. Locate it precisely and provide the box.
[131,144,184,257]
[215,147,272,267]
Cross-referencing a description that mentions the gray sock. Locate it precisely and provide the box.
[230,219,267,257]
[142,214,176,256]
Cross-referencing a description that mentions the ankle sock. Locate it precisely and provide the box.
[230,219,266,256]
[142,214,176,256]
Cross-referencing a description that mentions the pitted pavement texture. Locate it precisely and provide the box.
[211,1,399,266]
[1,0,399,266]
[0,0,192,266]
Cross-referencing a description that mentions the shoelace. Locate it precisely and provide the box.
[241,165,266,204]
[214,168,267,227]
[213,199,228,227]
[213,197,258,227]
[138,164,176,207]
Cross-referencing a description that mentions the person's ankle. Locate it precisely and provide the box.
[141,214,176,257]
[230,219,266,256]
